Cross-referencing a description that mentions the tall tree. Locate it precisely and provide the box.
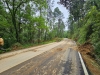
[2,0,29,42]
[53,7,65,37]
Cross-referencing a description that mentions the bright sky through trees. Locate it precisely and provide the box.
[52,0,69,30]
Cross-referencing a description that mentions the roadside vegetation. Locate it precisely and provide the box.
[60,0,100,64]
[0,0,67,52]
[0,38,62,54]
[60,0,100,74]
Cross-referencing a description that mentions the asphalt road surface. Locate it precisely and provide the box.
[0,39,85,75]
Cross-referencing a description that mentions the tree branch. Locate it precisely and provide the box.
[4,0,12,16]
[15,0,28,14]
[13,0,15,15]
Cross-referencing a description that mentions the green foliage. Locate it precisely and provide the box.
[78,6,100,59]
[61,0,100,61]
[11,42,22,50]
[94,42,100,58]
[53,7,62,19]
[52,7,65,38]
[54,38,62,42]
[0,0,67,51]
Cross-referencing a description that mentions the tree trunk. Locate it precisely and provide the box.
[12,15,19,42]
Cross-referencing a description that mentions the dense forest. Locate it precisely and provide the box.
[60,0,100,62]
[0,0,100,62]
[0,0,66,49]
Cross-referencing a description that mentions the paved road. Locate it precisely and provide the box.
[0,39,85,75]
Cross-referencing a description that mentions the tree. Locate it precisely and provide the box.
[53,7,65,37]
[59,0,100,61]
[2,0,29,42]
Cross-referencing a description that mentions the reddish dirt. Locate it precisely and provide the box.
[78,42,100,75]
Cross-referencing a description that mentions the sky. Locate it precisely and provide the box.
[52,0,69,30]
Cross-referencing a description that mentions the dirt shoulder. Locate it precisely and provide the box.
[0,42,57,60]
[78,42,100,75]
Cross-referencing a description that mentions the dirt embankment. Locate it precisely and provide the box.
[78,42,100,75]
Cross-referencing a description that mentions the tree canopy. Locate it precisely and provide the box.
[60,0,100,60]
[0,0,66,49]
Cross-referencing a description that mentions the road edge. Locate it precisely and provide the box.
[78,52,89,75]
[0,42,56,60]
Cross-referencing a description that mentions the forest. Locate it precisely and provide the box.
[0,0,66,49]
[60,0,100,64]
[0,0,100,74]
[0,0,100,64]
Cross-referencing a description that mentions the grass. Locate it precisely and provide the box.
[0,48,11,53]
[0,38,63,54]
[22,40,55,48]
[0,39,58,54]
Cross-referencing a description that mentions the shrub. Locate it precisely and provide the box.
[54,38,62,42]
[11,42,22,50]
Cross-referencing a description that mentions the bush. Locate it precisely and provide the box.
[94,42,100,58]
[54,38,62,42]
[11,42,22,50]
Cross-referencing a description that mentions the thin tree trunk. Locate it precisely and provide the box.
[12,15,19,42]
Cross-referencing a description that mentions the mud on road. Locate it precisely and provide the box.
[0,39,84,75]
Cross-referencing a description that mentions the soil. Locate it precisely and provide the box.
[78,42,100,75]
